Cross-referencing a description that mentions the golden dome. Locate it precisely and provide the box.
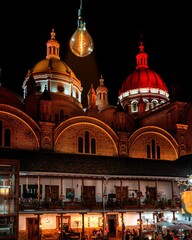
[32,58,77,79]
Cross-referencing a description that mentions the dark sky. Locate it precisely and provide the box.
[0,1,184,107]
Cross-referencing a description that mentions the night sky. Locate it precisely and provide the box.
[0,1,185,107]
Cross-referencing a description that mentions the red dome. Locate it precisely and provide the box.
[119,39,169,97]
[119,68,168,95]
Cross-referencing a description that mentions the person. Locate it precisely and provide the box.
[105,224,109,238]
[60,195,65,208]
[92,229,97,236]
[173,233,179,240]
[165,230,173,240]
[125,229,132,240]
[132,229,137,237]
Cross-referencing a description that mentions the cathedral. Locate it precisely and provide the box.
[0,29,192,240]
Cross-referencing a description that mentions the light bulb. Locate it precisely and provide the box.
[69,22,94,57]
[69,0,94,57]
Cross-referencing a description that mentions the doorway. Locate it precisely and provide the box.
[27,218,39,240]
[56,215,71,232]
[106,214,118,237]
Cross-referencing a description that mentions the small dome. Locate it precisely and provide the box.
[96,76,108,93]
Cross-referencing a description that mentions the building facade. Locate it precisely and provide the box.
[0,29,192,240]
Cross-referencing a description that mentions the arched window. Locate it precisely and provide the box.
[146,139,161,159]
[133,102,137,112]
[157,145,160,159]
[85,131,90,153]
[131,101,138,112]
[152,100,158,108]
[91,138,96,154]
[55,109,67,125]
[78,137,83,153]
[60,109,64,122]
[143,99,149,111]
[78,130,96,154]
[152,139,156,159]
[147,144,150,158]
[0,120,11,148]
[53,46,55,54]
[4,129,11,147]
[55,114,59,125]
[76,90,79,99]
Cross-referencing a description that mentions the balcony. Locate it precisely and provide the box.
[19,197,181,212]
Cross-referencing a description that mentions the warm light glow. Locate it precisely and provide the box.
[130,89,139,95]
[182,191,192,215]
[188,175,192,183]
[0,187,10,195]
[69,22,94,57]
[140,88,149,93]
[69,0,94,57]
[46,218,50,223]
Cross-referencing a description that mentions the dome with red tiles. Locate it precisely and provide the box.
[119,68,168,95]
[119,41,169,109]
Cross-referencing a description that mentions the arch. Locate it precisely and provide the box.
[128,126,178,160]
[0,105,41,150]
[54,116,119,156]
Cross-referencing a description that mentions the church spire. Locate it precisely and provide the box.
[46,28,60,60]
[136,33,148,70]
[87,84,96,109]
[96,75,108,111]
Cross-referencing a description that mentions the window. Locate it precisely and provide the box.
[45,185,59,202]
[55,113,59,125]
[143,99,149,111]
[55,109,68,124]
[131,101,138,112]
[66,188,75,200]
[78,130,96,154]
[76,90,79,99]
[115,186,128,201]
[146,139,161,159]
[4,129,11,147]
[152,100,158,108]
[0,120,11,147]
[146,186,157,201]
[91,138,96,154]
[23,184,42,199]
[85,131,89,153]
[82,186,95,202]
[133,102,137,112]
[78,137,83,153]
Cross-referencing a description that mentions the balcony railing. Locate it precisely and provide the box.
[19,197,181,212]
